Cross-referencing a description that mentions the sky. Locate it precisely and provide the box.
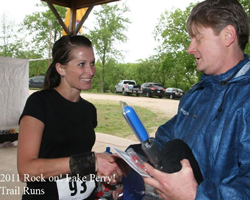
[0,0,198,62]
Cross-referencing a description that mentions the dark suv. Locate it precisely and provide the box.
[165,87,184,99]
[141,82,165,98]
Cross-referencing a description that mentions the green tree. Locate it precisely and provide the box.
[0,13,20,57]
[17,3,67,76]
[239,0,250,55]
[0,12,47,77]
[20,3,66,58]
[88,3,130,93]
[153,4,199,89]
[0,3,67,77]
[135,57,162,84]
[0,13,10,56]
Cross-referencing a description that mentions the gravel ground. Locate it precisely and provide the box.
[29,91,180,118]
[80,92,179,118]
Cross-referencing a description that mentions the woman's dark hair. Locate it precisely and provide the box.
[187,0,249,51]
[43,35,92,89]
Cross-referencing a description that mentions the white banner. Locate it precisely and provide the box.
[0,57,29,130]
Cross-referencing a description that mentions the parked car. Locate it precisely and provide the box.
[165,87,184,99]
[29,76,45,88]
[114,80,142,96]
[141,82,165,98]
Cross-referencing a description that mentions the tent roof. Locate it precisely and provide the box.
[41,0,120,35]
[41,0,119,9]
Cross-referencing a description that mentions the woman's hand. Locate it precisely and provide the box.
[95,152,125,184]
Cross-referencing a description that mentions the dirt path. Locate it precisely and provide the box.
[80,93,179,118]
[29,91,179,117]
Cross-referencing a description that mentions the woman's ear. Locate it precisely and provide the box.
[224,25,236,47]
[55,63,65,76]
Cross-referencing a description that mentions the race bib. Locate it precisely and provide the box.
[56,177,96,200]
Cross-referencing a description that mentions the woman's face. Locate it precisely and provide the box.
[61,46,96,91]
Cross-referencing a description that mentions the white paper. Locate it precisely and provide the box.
[112,146,151,178]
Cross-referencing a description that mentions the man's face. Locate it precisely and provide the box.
[187,26,227,75]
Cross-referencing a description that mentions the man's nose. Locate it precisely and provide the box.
[187,40,196,55]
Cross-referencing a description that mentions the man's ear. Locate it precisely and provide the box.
[224,25,236,47]
[55,63,65,76]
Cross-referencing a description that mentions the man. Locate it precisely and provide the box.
[143,0,250,199]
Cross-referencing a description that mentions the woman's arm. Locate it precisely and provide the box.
[17,115,124,183]
[17,115,71,182]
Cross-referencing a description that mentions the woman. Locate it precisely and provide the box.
[17,35,123,200]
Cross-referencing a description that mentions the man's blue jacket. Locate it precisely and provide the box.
[155,55,250,199]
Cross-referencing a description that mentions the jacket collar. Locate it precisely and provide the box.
[200,54,250,85]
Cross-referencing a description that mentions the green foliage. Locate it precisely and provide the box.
[2,0,250,92]
[29,59,49,77]
[134,56,161,84]
[239,0,250,55]
[90,100,168,137]
[89,4,200,93]
[87,3,131,92]
[151,4,200,90]
[20,3,66,57]
[0,13,23,57]
[0,2,66,77]
[89,4,130,60]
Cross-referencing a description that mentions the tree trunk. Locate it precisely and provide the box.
[101,63,105,93]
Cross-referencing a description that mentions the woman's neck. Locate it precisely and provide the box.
[54,85,81,102]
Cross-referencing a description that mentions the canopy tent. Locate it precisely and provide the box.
[0,57,29,131]
[41,0,120,35]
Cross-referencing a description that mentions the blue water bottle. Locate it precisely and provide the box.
[120,101,162,169]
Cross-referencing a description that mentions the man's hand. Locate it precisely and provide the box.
[143,159,198,200]
[95,153,130,185]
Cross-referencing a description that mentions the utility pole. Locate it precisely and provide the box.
[48,20,52,68]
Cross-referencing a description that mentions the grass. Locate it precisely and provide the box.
[88,100,169,139]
